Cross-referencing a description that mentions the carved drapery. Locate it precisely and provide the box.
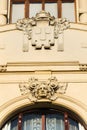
[16,10,70,51]
[19,77,68,102]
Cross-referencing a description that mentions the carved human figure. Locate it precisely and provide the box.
[19,77,68,102]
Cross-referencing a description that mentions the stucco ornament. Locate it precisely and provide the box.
[16,10,70,51]
[19,77,68,102]
[54,18,70,38]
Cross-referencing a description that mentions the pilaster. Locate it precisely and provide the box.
[78,0,87,23]
[0,0,7,25]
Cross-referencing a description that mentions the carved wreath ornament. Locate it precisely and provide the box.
[19,77,68,102]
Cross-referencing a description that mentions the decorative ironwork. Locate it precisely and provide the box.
[46,117,56,130]
[32,118,41,130]
[19,77,68,102]
[16,10,70,51]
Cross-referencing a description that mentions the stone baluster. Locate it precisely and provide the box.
[79,0,87,23]
[0,0,7,25]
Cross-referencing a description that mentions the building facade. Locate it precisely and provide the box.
[0,0,87,130]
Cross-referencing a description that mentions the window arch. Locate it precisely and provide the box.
[1,105,86,130]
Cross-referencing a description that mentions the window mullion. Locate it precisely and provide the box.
[42,0,45,10]
[42,115,46,130]
[9,0,13,23]
[74,0,77,22]
[25,0,29,18]
[18,113,22,130]
[64,112,69,130]
[57,0,62,18]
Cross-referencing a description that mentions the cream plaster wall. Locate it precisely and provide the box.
[0,23,87,64]
[0,72,87,127]
[0,0,87,129]
[0,23,87,128]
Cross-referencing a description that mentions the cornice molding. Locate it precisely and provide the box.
[1,62,87,73]
[7,61,79,66]
[0,24,16,33]
[0,23,87,33]
[0,61,79,72]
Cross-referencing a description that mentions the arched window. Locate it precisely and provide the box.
[1,108,86,130]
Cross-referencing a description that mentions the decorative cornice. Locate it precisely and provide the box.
[19,77,68,102]
[2,62,87,73]
[0,23,87,33]
[7,61,79,66]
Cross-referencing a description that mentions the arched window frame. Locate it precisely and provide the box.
[1,107,86,130]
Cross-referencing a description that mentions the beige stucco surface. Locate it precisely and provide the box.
[0,23,87,63]
[0,23,87,128]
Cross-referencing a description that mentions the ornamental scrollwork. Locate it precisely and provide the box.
[54,18,70,38]
[16,11,70,51]
[19,77,68,102]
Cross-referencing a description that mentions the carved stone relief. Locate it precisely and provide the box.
[19,77,68,102]
[0,65,7,72]
[16,11,70,51]
[79,64,87,71]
